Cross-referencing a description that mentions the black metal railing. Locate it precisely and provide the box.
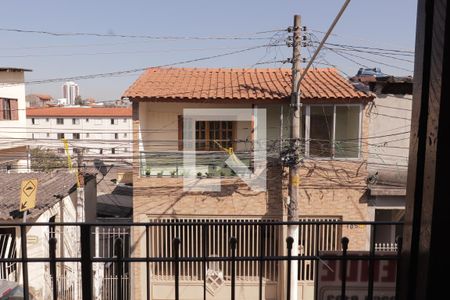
[0,220,402,300]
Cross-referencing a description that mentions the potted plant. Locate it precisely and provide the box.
[170,170,176,178]
[157,171,163,178]
[145,168,151,177]
[197,172,203,178]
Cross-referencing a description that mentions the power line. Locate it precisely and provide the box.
[329,48,414,73]
[320,41,414,55]
[0,45,276,59]
[310,29,415,53]
[0,27,284,40]
[369,112,411,121]
[0,43,284,87]
[324,46,415,63]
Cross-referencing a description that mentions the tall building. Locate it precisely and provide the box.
[62,81,79,105]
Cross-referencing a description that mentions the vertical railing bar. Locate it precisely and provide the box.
[286,236,293,300]
[259,224,266,300]
[49,237,58,300]
[314,223,320,294]
[202,224,208,300]
[230,237,237,300]
[190,221,194,279]
[146,225,150,300]
[170,223,174,278]
[340,237,349,300]
[367,225,377,300]
[20,225,30,300]
[81,224,93,300]
[173,237,181,300]
[115,237,123,300]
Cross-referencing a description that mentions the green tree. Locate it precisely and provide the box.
[74,95,83,105]
[30,147,67,172]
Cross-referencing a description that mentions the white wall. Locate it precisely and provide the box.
[368,94,412,179]
[18,177,97,300]
[0,71,27,140]
[20,195,77,299]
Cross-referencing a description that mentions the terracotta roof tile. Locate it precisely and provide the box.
[123,67,372,102]
[27,107,132,117]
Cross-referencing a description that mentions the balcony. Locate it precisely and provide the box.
[139,151,254,178]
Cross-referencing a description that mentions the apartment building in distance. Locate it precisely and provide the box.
[62,81,80,105]
[26,107,132,162]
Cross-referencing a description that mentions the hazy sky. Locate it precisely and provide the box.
[1,0,417,101]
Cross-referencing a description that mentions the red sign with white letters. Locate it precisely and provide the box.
[316,251,397,300]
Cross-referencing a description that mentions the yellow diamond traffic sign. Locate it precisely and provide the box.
[20,179,37,212]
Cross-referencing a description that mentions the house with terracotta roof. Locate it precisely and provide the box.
[123,67,374,300]
[25,94,53,108]
[26,107,132,162]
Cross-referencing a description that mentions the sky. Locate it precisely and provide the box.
[1,0,417,102]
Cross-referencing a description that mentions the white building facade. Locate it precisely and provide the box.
[26,107,132,163]
[0,68,30,140]
[0,68,32,172]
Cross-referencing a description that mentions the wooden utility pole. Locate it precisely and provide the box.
[288,14,301,300]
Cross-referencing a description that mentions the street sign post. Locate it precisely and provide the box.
[20,179,37,212]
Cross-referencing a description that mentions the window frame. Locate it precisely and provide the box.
[303,104,362,160]
[73,133,80,140]
[72,118,80,125]
[1,98,17,120]
[4,99,11,120]
[178,118,235,152]
[56,118,64,125]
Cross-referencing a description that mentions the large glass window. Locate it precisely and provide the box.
[305,105,361,158]
[309,106,334,157]
[335,106,360,158]
[195,121,233,151]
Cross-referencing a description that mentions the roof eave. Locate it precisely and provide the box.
[127,95,374,103]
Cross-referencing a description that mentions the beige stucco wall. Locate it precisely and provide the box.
[140,102,251,152]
